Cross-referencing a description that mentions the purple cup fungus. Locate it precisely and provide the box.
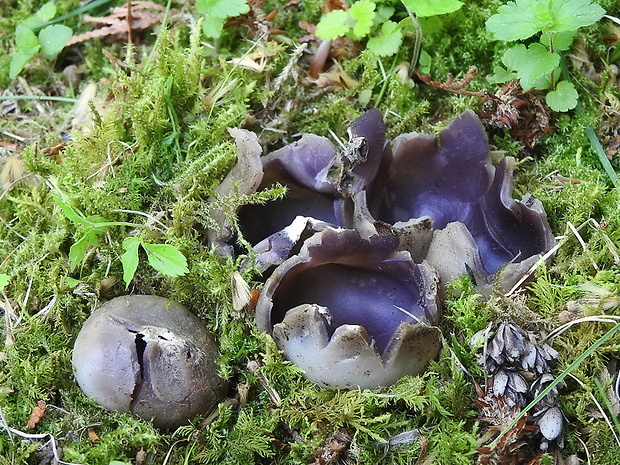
[236,109,389,250]
[374,110,555,290]
[72,295,228,429]
[255,225,442,389]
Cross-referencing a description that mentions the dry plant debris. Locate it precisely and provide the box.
[66,1,178,45]
[475,322,564,464]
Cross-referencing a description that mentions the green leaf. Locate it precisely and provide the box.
[39,25,72,60]
[366,20,403,57]
[201,15,226,38]
[0,274,9,291]
[540,31,577,51]
[9,47,39,79]
[195,0,249,17]
[546,80,578,111]
[375,5,395,22]
[20,1,57,28]
[486,0,546,41]
[401,0,462,17]
[142,243,189,278]
[15,25,39,50]
[547,0,605,33]
[487,65,517,84]
[315,9,350,40]
[68,227,102,271]
[418,49,432,74]
[487,0,604,41]
[121,237,141,287]
[349,0,376,39]
[36,1,57,22]
[503,43,559,90]
[53,196,90,225]
[65,277,81,289]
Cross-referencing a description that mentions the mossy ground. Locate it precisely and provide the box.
[1,0,620,463]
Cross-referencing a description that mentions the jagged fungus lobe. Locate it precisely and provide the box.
[237,109,388,248]
[233,109,554,389]
[374,110,555,288]
[72,295,228,429]
[255,226,441,389]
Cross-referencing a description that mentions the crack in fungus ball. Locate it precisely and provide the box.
[72,295,228,429]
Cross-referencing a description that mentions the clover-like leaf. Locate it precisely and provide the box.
[315,9,350,40]
[39,24,72,60]
[366,20,403,57]
[546,80,578,111]
[349,0,376,39]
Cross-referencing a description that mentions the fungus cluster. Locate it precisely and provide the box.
[221,109,555,389]
[72,110,555,424]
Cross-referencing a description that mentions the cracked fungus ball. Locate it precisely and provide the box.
[72,295,228,429]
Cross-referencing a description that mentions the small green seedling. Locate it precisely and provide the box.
[195,0,250,39]
[486,0,605,111]
[121,236,189,288]
[10,1,73,79]
[54,197,188,287]
[315,0,462,57]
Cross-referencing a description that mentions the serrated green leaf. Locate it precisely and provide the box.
[201,15,226,38]
[142,243,189,278]
[540,31,577,51]
[195,0,249,17]
[546,80,578,111]
[39,25,72,60]
[121,237,141,287]
[401,0,462,17]
[366,20,403,57]
[9,47,39,79]
[548,0,605,33]
[503,43,559,90]
[0,274,9,290]
[487,65,517,84]
[349,0,376,39]
[486,0,546,41]
[315,9,350,40]
[68,227,102,270]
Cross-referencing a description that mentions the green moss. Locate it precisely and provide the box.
[2,1,620,463]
